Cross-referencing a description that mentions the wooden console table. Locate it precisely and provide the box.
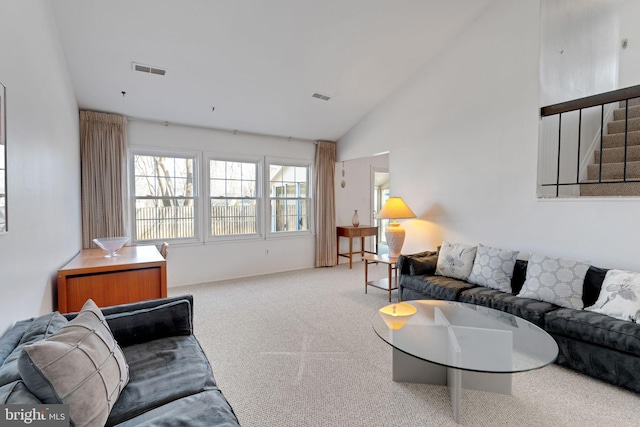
[336,225,378,269]
[57,245,167,313]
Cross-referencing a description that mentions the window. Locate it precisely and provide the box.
[209,158,259,237]
[269,163,310,233]
[132,152,198,242]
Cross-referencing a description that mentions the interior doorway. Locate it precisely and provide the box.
[371,168,389,254]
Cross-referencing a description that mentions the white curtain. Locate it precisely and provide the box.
[80,111,128,248]
[314,141,337,267]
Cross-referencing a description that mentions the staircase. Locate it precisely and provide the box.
[580,97,640,196]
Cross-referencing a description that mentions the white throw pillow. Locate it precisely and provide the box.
[468,244,519,292]
[586,269,640,322]
[517,253,589,309]
[435,242,477,281]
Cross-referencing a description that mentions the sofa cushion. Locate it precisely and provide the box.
[104,298,193,347]
[459,287,505,308]
[583,266,608,307]
[0,313,67,387]
[511,259,528,294]
[468,244,519,292]
[585,269,640,322]
[406,251,438,276]
[18,299,129,427]
[517,253,589,310]
[400,274,477,301]
[546,308,640,355]
[0,380,42,404]
[106,335,218,426]
[486,292,559,327]
[436,242,477,280]
[110,389,240,427]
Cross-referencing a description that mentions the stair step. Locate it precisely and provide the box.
[613,104,640,120]
[580,181,640,197]
[619,97,640,108]
[602,130,640,148]
[587,161,640,180]
[595,145,640,163]
[607,117,640,134]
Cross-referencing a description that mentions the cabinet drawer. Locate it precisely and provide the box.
[62,267,162,313]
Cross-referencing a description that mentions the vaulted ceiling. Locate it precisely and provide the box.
[51,0,494,141]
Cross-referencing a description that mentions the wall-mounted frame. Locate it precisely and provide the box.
[0,81,6,233]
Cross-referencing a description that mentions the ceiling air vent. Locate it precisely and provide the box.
[312,92,331,101]
[132,62,166,76]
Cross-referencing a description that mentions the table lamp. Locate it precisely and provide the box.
[379,302,417,330]
[376,197,416,257]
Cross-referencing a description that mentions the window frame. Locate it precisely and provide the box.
[129,147,202,245]
[266,157,313,238]
[205,153,263,241]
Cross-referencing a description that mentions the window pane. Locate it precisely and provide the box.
[211,198,257,236]
[133,153,196,242]
[227,162,242,179]
[242,181,256,197]
[208,158,259,237]
[269,164,309,233]
[210,179,225,197]
[211,160,225,179]
[227,180,241,197]
[135,199,195,240]
[270,198,308,232]
[242,163,256,180]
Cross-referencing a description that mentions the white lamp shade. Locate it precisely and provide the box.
[376,197,416,220]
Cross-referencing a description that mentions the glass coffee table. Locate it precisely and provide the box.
[372,300,558,423]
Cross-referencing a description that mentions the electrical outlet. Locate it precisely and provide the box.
[265,249,270,255]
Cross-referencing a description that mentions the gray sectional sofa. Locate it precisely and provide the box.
[398,250,640,393]
[0,295,241,426]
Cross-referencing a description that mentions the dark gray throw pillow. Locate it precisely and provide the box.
[18,299,129,427]
[407,251,439,275]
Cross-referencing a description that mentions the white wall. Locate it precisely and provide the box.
[334,153,388,258]
[538,0,620,197]
[128,120,316,286]
[0,1,81,332]
[619,0,640,88]
[338,0,640,271]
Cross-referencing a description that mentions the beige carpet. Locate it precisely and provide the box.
[170,263,640,426]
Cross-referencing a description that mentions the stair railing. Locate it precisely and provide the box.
[539,84,640,197]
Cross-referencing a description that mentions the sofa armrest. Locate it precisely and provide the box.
[65,295,194,347]
[398,251,439,277]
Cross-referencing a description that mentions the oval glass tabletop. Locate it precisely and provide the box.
[372,300,559,374]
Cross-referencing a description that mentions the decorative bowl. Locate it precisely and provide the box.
[93,236,129,257]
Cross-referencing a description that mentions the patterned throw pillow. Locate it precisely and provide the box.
[468,244,519,292]
[517,253,589,309]
[18,299,129,427]
[586,270,640,322]
[435,242,477,280]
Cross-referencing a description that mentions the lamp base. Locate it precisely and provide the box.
[385,223,405,258]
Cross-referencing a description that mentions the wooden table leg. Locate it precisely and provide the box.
[349,236,353,269]
[388,263,393,302]
[365,258,369,294]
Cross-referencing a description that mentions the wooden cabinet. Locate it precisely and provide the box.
[57,245,167,313]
